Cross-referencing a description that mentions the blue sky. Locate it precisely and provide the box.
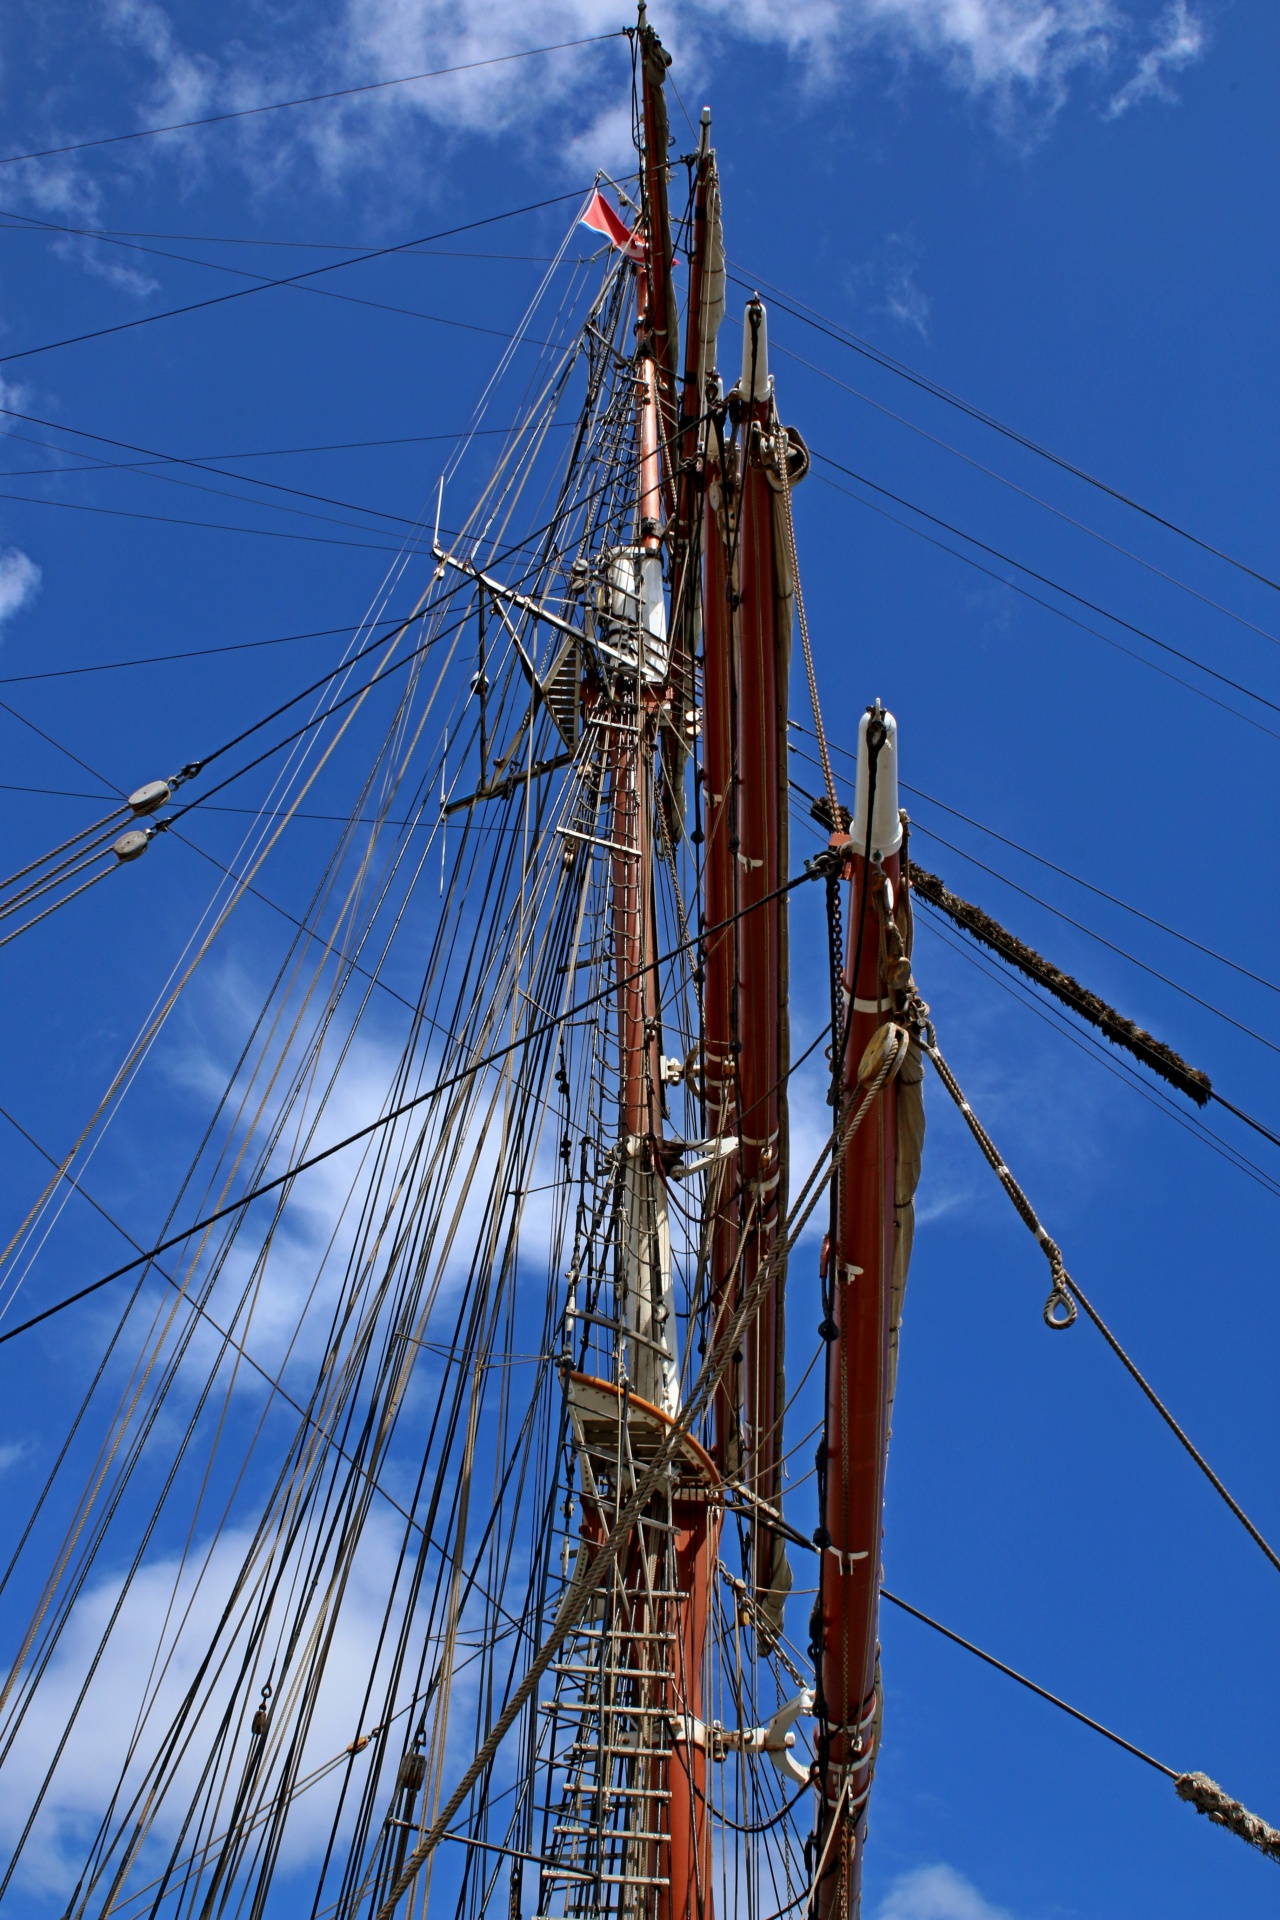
[0,2,1278,1916]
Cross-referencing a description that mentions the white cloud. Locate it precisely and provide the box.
[0,549,41,627]
[1106,0,1205,116]
[851,233,933,337]
[878,1863,1015,1920]
[882,260,931,336]
[0,0,1205,246]
[0,1519,408,1897]
[104,0,219,128]
[0,374,31,422]
[712,0,1116,95]
[0,1438,30,1473]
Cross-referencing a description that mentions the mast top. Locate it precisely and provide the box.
[850,703,903,861]
[742,295,771,402]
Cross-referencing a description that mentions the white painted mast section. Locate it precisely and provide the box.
[742,294,772,399]
[620,1147,679,1415]
[850,704,902,861]
[614,254,679,1420]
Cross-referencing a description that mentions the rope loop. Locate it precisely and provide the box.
[1043,1270,1078,1331]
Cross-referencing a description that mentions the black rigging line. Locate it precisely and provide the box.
[812,447,1280,723]
[0,205,568,356]
[903,776,1280,1001]
[0,783,546,837]
[878,1591,1174,1776]
[0,869,822,1347]
[802,754,1280,1158]
[0,421,575,493]
[0,394,446,532]
[0,1101,443,1538]
[0,35,626,168]
[0,488,445,555]
[0,612,425,684]
[168,828,419,1020]
[911,820,1280,1060]
[914,883,1280,1158]
[0,186,604,367]
[916,905,1280,1202]
[0,220,575,259]
[729,268,1280,598]
[766,338,1280,652]
[796,723,1280,1003]
[0,697,122,795]
[811,466,1280,746]
[797,747,1280,1143]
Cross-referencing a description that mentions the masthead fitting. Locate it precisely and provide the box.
[742,297,770,402]
[850,704,902,861]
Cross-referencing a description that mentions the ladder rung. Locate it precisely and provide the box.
[538,1872,670,1887]
[567,1743,672,1759]
[552,1662,675,1677]
[567,1629,680,1643]
[554,1825,670,1843]
[553,1774,670,1791]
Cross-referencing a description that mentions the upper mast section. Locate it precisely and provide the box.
[636,1,680,504]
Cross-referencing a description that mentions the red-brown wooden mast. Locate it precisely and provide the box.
[637,5,679,510]
[631,33,718,1920]
[733,298,791,1631]
[814,709,902,1918]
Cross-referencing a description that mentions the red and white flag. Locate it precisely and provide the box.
[580,189,645,261]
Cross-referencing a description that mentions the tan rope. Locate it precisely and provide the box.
[373,1030,908,1920]
[775,426,840,825]
[922,1027,1280,1580]
[921,1031,1076,1327]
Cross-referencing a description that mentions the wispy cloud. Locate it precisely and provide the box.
[0,1517,411,1896]
[104,0,219,127]
[1106,0,1205,116]
[878,1862,1015,1920]
[849,233,933,338]
[0,549,42,628]
[726,0,1117,103]
[0,0,1214,245]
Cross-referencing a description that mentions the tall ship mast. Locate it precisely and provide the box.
[33,10,1280,1918]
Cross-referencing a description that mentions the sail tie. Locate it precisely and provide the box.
[1175,1772,1280,1865]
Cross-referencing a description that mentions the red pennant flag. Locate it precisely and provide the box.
[580,189,644,261]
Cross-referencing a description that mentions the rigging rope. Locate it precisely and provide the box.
[881,1590,1280,1868]
[775,427,839,825]
[0,187,624,369]
[0,868,821,1344]
[373,1032,909,1920]
[922,1026,1280,1582]
[725,267,1280,599]
[0,36,627,168]
[910,860,1212,1103]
